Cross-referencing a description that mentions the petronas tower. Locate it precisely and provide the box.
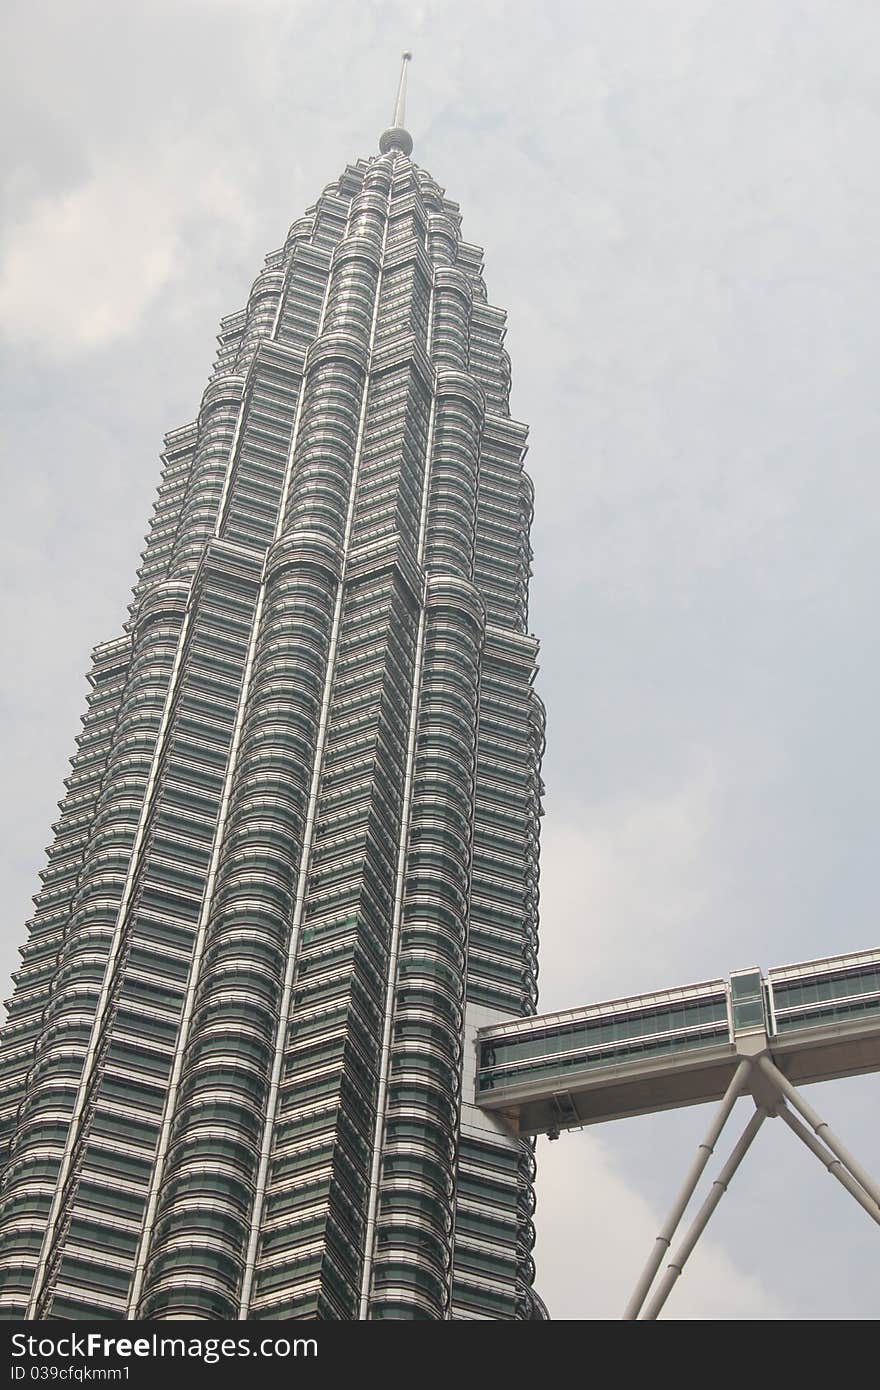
[0,59,546,1321]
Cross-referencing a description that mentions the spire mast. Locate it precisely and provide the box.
[379,51,414,156]
[392,50,412,128]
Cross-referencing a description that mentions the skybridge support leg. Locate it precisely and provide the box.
[776,1102,880,1224]
[640,1105,768,1321]
[756,1055,880,1210]
[622,1057,752,1321]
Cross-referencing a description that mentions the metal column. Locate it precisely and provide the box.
[623,1058,752,1320]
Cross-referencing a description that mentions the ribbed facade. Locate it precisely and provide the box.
[0,137,545,1321]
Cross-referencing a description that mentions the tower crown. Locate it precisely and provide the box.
[379,51,413,155]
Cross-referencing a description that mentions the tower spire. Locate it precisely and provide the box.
[392,49,411,128]
[379,51,414,156]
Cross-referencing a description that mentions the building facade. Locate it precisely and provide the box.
[0,84,546,1321]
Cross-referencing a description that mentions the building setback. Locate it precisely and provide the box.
[0,71,547,1321]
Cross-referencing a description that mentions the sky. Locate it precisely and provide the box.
[2,0,879,1319]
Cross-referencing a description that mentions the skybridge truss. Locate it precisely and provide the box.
[474,947,880,1318]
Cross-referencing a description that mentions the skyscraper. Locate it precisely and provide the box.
[0,58,546,1322]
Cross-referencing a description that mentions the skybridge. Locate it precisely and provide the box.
[474,946,880,1318]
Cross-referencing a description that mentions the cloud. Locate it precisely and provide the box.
[0,147,255,357]
[0,165,178,352]
[534,1127,792,1320]
[538,754,729,1007]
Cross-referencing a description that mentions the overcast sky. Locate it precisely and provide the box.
[2,0,879,1319]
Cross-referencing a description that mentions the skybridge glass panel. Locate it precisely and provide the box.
[477,992,731,1095]
[729,969,766,1032]
[769,959,880,1035]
